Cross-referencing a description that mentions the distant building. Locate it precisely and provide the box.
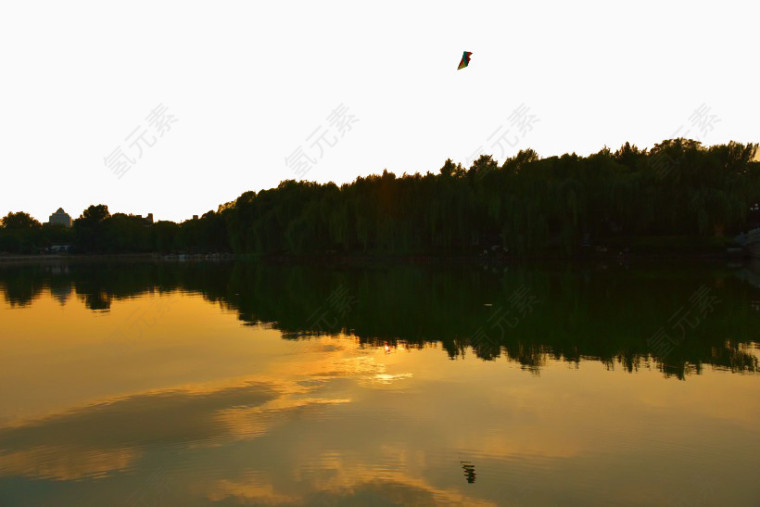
[48,208,72,227]
[132,213,154,225]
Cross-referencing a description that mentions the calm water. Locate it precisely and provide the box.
[0,260,759,506]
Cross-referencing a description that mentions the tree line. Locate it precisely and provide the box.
[2,138,759,256]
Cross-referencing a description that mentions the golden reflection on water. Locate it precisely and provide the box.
[1,289,759,505]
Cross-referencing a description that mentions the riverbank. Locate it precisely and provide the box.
[0,247,748,267]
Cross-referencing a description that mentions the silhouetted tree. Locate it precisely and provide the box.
[73,205,111,252]
[0,212,42,253]
[4,139,760,257]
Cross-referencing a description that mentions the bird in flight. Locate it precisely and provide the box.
[458,51,473,70]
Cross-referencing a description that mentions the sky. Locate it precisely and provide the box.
[1,0,758,223]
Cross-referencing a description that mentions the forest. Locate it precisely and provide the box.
[2,139,759,257]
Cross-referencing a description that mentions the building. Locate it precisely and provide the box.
[48,208,72,228]
[132,213,154,224]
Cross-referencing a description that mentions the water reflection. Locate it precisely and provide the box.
[460,461,476,484]
[1,260,759,378]
[1,261,760,505]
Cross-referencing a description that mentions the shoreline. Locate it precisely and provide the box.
[0,249,749,266]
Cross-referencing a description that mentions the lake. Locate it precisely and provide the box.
[0,260,759,506]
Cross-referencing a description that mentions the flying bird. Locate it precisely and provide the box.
[457,51,472,70]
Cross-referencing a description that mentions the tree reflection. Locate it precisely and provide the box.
[1,260,758,378]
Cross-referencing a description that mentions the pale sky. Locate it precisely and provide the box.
[1,0,757,223]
